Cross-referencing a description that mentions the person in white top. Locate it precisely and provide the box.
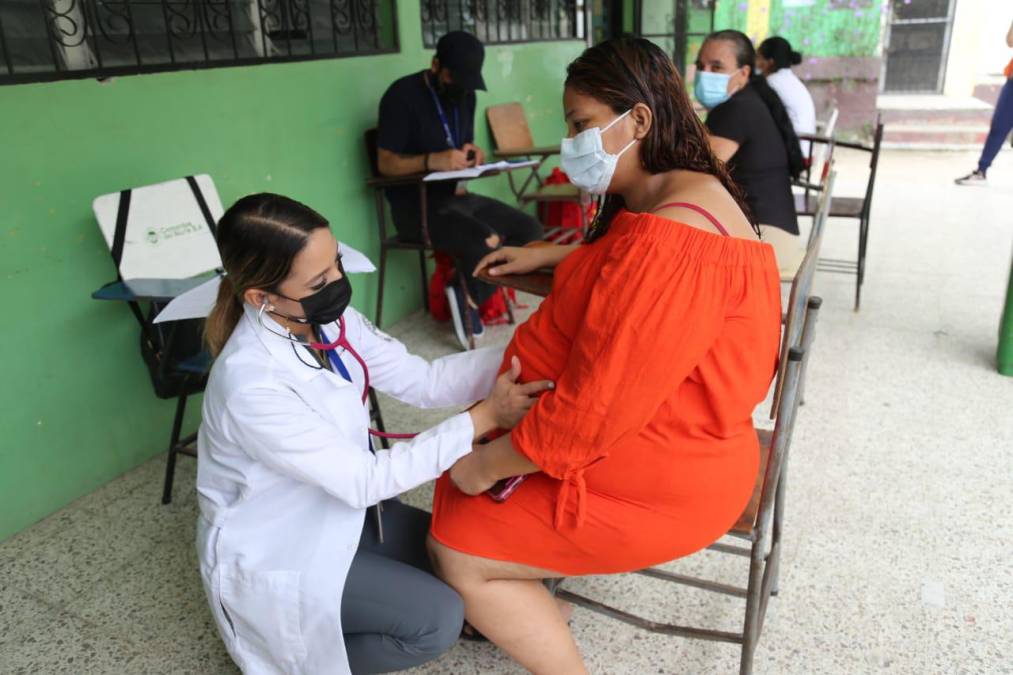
[757,37,817,156]
[195,192,551,674]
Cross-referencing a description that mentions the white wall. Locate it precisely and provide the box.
[944,0,1012,97]
[976,0,1012,77]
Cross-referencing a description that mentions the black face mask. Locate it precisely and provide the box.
[273,274,352,326]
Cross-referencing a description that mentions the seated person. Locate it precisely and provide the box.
[695,30,806,279]
[426,38,782,673]
[757,36,816,157]
[376,31,543,348]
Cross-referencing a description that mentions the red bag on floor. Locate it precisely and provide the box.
[537,168,597,238]
[428,252,518,326]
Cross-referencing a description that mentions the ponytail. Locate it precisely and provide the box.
[758,36,802,72]
[205,275,244,357]
[750,74,805,179]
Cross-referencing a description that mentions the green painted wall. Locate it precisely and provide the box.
[714,0,885,58]
[0,6,583,541]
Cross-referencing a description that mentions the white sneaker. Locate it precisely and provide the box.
[954,169,987,186]
[446,286,483,349]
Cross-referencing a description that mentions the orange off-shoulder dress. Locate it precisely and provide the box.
[431,209,782,575]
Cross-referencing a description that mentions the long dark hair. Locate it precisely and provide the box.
[205,193,330,356]
[564,37,755,240]
[758,36,803,72]
[706,30,804,179]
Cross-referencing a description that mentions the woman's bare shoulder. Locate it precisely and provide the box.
[652,173,755,239]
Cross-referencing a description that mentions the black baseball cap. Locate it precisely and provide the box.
[436,31,486,91]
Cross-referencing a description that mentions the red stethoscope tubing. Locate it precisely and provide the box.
[310,317,417,441]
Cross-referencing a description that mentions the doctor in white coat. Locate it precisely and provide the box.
[196,193,550,674]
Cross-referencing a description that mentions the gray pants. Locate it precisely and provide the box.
[341,501,463,674]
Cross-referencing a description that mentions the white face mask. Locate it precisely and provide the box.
[560,109,638,195]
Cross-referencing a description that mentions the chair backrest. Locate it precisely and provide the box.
[486,102,535,152]
[756,344,809,533]
[809,107,838,191]
[771,171,835,419]
[92,175,223,283]
[364,128,381,179]
[861,117,884,221]
[822,107,839,139]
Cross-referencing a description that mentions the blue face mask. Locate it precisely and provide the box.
[694,71,732,110]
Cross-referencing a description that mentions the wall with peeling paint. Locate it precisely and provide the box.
[714,0,887,136]
[0,6,582,541]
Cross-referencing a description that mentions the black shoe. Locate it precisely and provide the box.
[954,169,987,186]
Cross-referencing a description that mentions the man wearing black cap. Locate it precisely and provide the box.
[376,31,543,349]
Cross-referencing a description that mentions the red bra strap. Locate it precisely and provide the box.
[653,202,730,237]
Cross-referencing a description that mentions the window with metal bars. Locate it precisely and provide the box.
[419,1,585,48]
[0,0,398,85]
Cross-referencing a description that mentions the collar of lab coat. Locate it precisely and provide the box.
[240,303,344,383]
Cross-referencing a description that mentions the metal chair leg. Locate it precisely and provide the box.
[769,464,788,597]
[503,287,516,325]
[739,537,767,675]
[855,216,869,311]
[161,390,188,505]
[419,250,430,313]
[375,245,388,328]
[368,388,389,450]
[459,276,476,351]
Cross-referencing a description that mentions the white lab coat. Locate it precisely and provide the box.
[196,303,503,674]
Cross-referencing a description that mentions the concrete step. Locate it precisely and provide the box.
[877,107,994,126]
[883,123,989,147]
[877,94,994,127]
[973,82,1004,107]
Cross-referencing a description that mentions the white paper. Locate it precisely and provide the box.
[423,159,539,182]
[152,275,223,324]
[153,241,376,323]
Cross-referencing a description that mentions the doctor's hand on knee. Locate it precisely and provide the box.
[467,356,553,437]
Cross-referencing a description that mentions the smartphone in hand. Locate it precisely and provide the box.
[487,475,526,502]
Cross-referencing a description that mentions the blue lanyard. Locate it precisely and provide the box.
[318,329,353,384]
[425,72,459,148]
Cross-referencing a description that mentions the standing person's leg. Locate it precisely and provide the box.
[978,78,1013,173]
[957,78,1013,184]
[341,502,464,674]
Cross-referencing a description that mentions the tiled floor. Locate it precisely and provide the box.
[2,150,1011,674]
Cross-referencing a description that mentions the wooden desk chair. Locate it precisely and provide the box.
[486,102,589,239]
[483,202,829,672]
[557,335,819,675]
[365,129,513,350]
[90,176,221,505]
[796,116,884,310]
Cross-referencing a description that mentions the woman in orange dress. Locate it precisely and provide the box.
[429,37,782,674]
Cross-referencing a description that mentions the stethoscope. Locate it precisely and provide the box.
[257,303,415,441]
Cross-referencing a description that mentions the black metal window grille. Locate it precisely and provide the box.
[420,1,584,48]
[0,0,398,85]
[882,0,955,93]
[631,0,714,75]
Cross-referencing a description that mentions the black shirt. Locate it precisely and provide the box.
[376,70,476,214]
[706,84,799,234]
